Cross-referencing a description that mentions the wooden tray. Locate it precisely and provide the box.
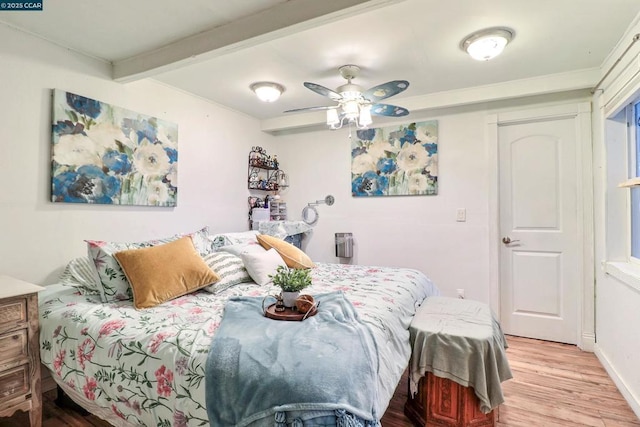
[264,304,317,321]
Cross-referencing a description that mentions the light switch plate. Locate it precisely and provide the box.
[456,208,466,222]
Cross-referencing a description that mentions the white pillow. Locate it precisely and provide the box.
[240,248,286,286]
[219,241,266,257]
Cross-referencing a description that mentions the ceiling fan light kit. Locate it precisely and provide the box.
[461,27,514,61]
[250,82,285,102]
[284,64,410,130]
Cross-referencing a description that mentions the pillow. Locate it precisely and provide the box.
[240,248,287,286]
[219,230,260,245]
[185,226,217,255]
[218,241,266,257]
[202,251,252,294]
[86,227,210,303]
[87,236,176,302]
[114,236,219,310]
[208,234,232,251]
[58,257,100,294]
[256,234,315,269]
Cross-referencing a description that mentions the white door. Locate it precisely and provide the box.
[498,116,579,344]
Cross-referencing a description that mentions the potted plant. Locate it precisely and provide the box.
[269,266,312,308]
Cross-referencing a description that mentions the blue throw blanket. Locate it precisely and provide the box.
[205,292,380,427]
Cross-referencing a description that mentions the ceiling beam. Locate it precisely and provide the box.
[113,0,406,82]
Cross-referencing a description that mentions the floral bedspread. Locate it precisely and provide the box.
[39,262,439,427]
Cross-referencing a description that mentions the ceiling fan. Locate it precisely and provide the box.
[284,65,410,129]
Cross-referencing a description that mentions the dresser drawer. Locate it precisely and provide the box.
[0,329,28,369]
[0,297,27,334]
[0,365,29,403]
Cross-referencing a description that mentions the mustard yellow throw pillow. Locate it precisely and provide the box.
[256,234,315,269]
[114,236,219,309]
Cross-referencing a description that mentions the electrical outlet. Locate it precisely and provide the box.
[456,288,465,299]
[456,208,466,222]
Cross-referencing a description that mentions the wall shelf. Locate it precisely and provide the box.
[248,146,281,191]
[247,147,288,227]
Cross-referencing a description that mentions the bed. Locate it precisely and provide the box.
[38,232,439,427]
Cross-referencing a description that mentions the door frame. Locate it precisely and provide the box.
[486,101,595,351]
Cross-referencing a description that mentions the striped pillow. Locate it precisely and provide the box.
[58,257,101,294]
[202,252,252,294]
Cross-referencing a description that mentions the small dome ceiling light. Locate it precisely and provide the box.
[461,27,514,61]
[250,82,285,102]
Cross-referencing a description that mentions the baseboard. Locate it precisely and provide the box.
[579,332,595,352]
[594,344,640,419]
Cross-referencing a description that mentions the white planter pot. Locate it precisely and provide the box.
[281,291,300,308]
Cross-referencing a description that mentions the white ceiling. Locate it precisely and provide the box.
[2,0,640,131]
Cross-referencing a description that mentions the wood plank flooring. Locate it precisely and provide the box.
[381,336,640,427]
[2,336,638,426]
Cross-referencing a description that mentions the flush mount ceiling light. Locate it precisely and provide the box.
[461,27,514,61]
[250,82,285,102]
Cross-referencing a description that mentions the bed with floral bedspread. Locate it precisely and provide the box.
[39,261,439,427]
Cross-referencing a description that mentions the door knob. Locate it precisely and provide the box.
[502,237,520,244]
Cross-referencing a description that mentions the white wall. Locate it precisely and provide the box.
[591,15,640,417]
[274,94,588,301]
[0,24,273,284]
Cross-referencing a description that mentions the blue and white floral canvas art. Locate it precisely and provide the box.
[351,120,438,197]
[51,90,178,206]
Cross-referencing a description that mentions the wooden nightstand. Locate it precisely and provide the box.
[0,275,44,427]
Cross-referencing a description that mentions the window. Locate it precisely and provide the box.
[631,102,640,259]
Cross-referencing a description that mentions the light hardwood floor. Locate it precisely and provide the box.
[2,336,639,426]
[381,336,640,427]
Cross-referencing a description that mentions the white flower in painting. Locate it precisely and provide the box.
[416,125,438,144]
[165,163,177,188]
[54,134,103,167]
[388,137,403,152]
[367,140,398,160]
[407,172,429,194]
[351,153,377,175]
[146,180,170,205]
[156,126,178,150]
[396,144,429,172]
[133,142,171,177]
[86,122,134,152]
[426,153,438,177]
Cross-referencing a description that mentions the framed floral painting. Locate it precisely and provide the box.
[351,120,438,197]
[51,89,178,206]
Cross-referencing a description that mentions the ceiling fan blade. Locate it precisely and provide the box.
[371,103,410,117]
[304,82,342,101]
[363,80,409,102]
[283,106,333,113]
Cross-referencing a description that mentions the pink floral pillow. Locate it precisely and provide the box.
[86,227,211,303]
